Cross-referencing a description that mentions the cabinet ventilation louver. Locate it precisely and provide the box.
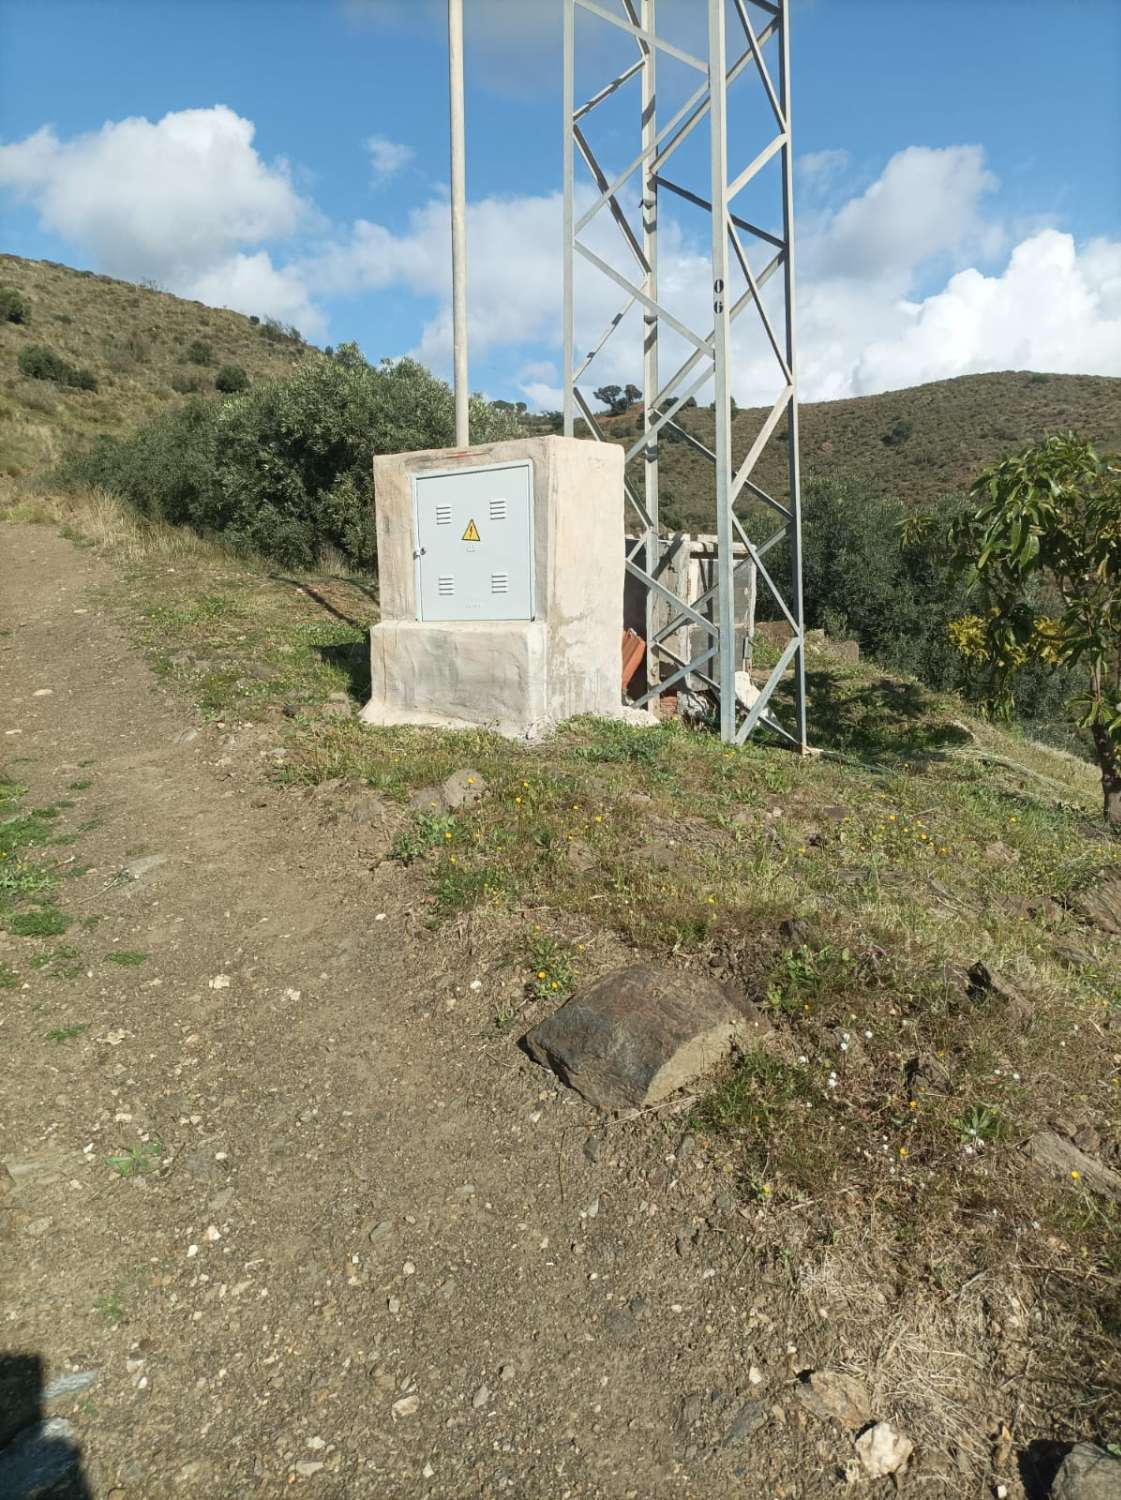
[491,573,509,595]
[489,498,507,522]
[437,575,454,596]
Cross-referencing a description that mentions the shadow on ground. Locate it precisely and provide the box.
[270,574,378,631]
[314,639,371,702]
[0,1352,93,1499]
[769,669,975,763]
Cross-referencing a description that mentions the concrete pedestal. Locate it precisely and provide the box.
[362,436,625,739]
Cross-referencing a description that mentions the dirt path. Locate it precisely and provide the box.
[1,524,846,1500]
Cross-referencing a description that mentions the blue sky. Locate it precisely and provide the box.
[1,0,1119,406]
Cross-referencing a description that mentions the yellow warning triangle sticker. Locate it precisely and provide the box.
[462,519,481,542]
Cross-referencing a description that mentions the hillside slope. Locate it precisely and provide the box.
[0,253,321,481]
[3,253,1118,529]
[567,370,1121,527]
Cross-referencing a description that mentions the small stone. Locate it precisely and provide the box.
[472,1384,490,1409]
[722,1400,766,1445]
[583,1135,602,1164]
[22,1216,53,1238]
[43,1370,98,1401]
[795,1370,872,1430]
[387,1296,401,1314]
[676,1133,697,1165]
[1051,1443,1121,1499]
[321,692,353,720]
[1025,1131,1121,1200]
[966,962,1031,1013]
[855,1421,913,1479]
[748,1366,764,1386]
[208,974,231,990]
[604,1304,637,1337]
[1070,870,1121,937]
[391,1395,419,1419]
[123,854,168,883]
[410,768,487,814]
[368,1220,394,1245]
[499,1363,515,1382]
[295,1460,325,1476]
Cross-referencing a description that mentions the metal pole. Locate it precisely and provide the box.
[562,0,575,438]
[640,0,659,690]
[778,0,806,751]
[708,0,736,743]
[448,0,469,447]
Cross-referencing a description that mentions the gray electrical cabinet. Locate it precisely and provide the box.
[414,460,534,622]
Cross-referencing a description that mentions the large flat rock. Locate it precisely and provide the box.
[1051,1443,1121,1500]
[522,964,770,1112]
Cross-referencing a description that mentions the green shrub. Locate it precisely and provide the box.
[214,363,249,394]
[19,344,70,383]
[18,344,97,391]
[761,475,1085,742]
[186,339,213,366]
[57,343,519,570]
[259,317,301,345]
[0,287,29,324]
[170,371,207,395]
[881,417,913,448]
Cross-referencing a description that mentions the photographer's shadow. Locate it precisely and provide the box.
[0,1353,93,1499]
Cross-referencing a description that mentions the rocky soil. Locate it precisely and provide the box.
[1,525,1118,1500]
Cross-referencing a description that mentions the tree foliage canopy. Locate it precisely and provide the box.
[921,434,1121,822]
[59,344,519,569]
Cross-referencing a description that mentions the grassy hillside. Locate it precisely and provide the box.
[4,252,1117,531]
[560,370,1121,528]
[0,253,321,482]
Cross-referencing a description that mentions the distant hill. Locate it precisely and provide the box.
[538,370,1121,528]
[0,253,322,482]
[2,253,1117,525]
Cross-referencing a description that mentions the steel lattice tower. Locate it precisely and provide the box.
[563,0,806,750]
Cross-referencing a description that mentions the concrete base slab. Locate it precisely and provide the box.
[364,619,549,739]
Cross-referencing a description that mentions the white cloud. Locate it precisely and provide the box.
[0,106,322,331]
[3,107,1118,408]
[795,148,850,191]
[850,229,1121,394]
[365,134,414,184]
[182,251,327,341]
[296,141,1121,407]
[805,145,1001,284]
